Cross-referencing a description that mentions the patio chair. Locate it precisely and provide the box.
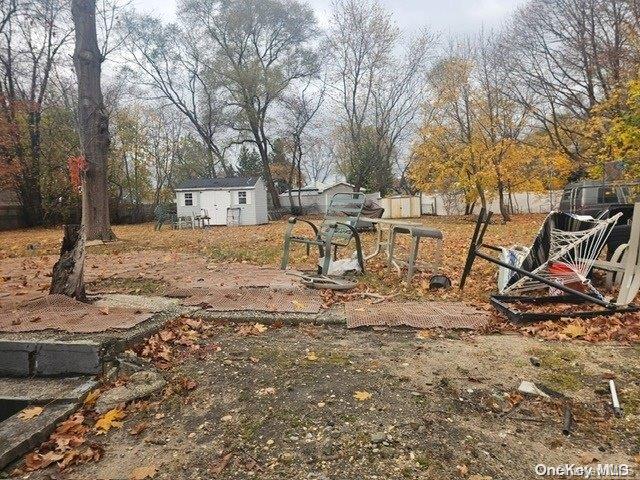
[281,192,366,275]
[199,209,211,228]
[592,203,640,306]
[459,208,637,321]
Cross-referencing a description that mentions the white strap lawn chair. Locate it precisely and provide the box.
[501,211,622,298]
[592,203,640,306]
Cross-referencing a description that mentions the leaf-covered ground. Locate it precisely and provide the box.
[2,216,640,478]
[0,214,548,304]
[12,319,640,480]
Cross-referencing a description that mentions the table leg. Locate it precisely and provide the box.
[365,226,384,260]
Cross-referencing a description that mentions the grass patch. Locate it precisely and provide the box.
[530,347,585,392]
[86,277,168,295]
[621,386,640,415]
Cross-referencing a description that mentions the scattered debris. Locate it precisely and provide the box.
[517,381,550,398]
[609,380,622,417]
[529,356,541,367]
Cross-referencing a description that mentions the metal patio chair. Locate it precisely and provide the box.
[281,192,366,275]
[459,208,638,321]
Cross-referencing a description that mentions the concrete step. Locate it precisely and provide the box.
[0,375,96,470]
[0,340,102,377]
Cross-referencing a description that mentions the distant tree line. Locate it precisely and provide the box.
[1,0,638,226]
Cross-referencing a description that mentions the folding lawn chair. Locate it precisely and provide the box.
[281,192,366,276]
[591,203,640,306]
[459,208,638,322]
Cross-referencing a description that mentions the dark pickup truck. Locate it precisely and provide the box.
[557,180,639,217]
[558,180,639,257]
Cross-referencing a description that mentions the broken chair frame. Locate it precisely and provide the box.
[459,208,639,322]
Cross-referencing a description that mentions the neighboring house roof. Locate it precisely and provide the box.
[175,177,260,191]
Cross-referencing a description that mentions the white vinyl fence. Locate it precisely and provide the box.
[420,191,563,216]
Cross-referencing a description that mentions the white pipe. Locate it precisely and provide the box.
[610,380,622,416]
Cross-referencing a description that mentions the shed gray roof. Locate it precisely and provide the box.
[175,177,259,190]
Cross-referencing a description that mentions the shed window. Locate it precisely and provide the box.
[238,191,247,205]
[184,193,193,206]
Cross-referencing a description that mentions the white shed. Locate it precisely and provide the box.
[279,181,381,213]
[175,177,268,226]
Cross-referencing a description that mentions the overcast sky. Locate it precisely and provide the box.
[133,0,527,35]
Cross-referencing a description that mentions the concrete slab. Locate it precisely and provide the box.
[0,342,31,376]
[0,401,77,470]
[92,294,180,312]
[0,305,190,377]
[0,376,97,402]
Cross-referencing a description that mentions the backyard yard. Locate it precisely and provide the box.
[0,214,547,304]
[1,214,640,479]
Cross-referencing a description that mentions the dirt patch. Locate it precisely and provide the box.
[15,324,639,480]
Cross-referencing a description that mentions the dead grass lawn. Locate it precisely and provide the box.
[0,214,546,304]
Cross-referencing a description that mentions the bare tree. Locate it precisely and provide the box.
[124,14,233,177]
[373,33,432,193]
[147,107,184,205]
[73,0,116,241]
[326,0,397,191]
[281,79,325,211]
[474,30,529,221]
[181,0,320,208]
[0,0,72,226]
[505,0,635,163]
[327,0,431,193]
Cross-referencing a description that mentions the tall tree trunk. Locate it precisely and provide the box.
[475,180,487,212]
[50,224,86,300]
[72,0,115,241]
[497,180,511,222]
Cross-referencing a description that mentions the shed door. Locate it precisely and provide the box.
[201,190,231,225]
[212,190,231,225]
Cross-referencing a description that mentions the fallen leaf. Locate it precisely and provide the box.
[457,464,469,476]
[306,351,319,361]
[563,323,586,338]
[24,451,64,471]
[180,378,198,391]
[19,406,43,420]
[578,453,599,464]
[210,452,233,476]
[83,390,101,406]
[292,300,306,310]
[129,422,148,436]
[416,329,434,340]
[130,465,157,480]
[221,415,233,422]
[353,391,372,401]
[94,409,126,433]
[256,387,276,396]
[253,323,268,333]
